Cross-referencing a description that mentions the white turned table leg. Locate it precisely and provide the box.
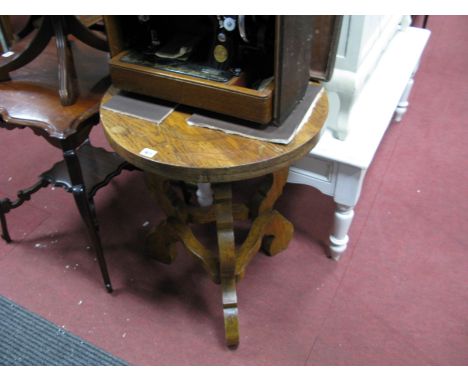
[196,183,213,207]
[394,57,421,122]
[394,76,415,122]
[329,204,355,261]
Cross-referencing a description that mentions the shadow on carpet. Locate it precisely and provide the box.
[0,295,128,366]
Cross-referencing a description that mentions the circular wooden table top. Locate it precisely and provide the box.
[100,85,328,184]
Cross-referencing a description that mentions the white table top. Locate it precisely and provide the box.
[310,27,431,170]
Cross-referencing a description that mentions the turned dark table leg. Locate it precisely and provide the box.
[63,148,113,293]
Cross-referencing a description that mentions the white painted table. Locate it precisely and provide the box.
[288,26,431,260]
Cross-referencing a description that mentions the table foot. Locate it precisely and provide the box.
[260,211,293,256]
[0,178,49,243]
[222,277,239,348]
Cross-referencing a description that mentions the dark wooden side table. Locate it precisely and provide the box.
[0,34,132,293]
[100,85,328,347]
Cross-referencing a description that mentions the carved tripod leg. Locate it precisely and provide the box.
[16,16,42,39]
[236,210,294,280]
[260,211,294,256]
[0,16,53,81]
[66,15,108,52]
[213,183,239,348]
[248,167,293,256]
[250,167,290,218]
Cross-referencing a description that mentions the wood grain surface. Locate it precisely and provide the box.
[100,84,328,183]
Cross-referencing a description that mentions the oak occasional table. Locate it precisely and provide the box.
[100,85,328,347]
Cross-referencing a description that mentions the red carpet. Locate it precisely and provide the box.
[0,16,467,365]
